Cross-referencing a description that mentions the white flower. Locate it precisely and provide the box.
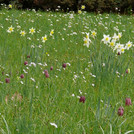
[125,41,133,50]
[83,37,91,48]
[118,32,122,39]
[50,123,58,128]
[30,77,35,82]
[112,33,118,41]
[42,35,47,43]
[29,27,35,34]
[7,25,14,33]
[102,34,111,44]
[20,30,26,36]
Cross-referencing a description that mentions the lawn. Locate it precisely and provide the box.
[0,5,134,134]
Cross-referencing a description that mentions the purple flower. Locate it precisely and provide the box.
[50,66,53,70]
[5,78,10,83]
[24,61,28,65]
[45,73,49,78]
[79,96,86,103]
[62,63,66,68]
[20,74,24,79]
[118,107,124,116]
[27,55,30,58]
[125,98,132,106]
[44,70,48,74]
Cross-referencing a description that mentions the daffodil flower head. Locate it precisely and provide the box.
[102,34,111,44]
[50,30,54,36]
[118,32,122,39]
[42,35,47,43]
[125,41,133,50]
[8,4,12,9]
[7,25,14,33]
[29,27,35,34]
[91,31,97,37]
[20,31,26,36]
[81,5,85,10]
[78,10,82,14]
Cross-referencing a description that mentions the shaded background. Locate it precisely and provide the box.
[0,0,134,14]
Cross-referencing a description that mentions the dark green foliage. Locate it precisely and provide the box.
[1,0,134,13]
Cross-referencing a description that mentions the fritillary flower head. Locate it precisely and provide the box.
[79,96,86,103]
[62,63,66,68]
[118,107,124,116]
[125,98,132,106]
[5,78,10,83]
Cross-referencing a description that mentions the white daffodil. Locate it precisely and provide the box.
[102,34,111,44]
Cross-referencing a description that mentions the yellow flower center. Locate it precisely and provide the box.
[9,28,13,31]
[43,37,47,41]
[31,29,34,33]
[51,31,54,35]
[78,10,82,14]
[84,40,88,44]
[127,44,131,47]
[106,37,109,41]
[110,42,114,47]
[92,32,96,36]
[121,48,124,52]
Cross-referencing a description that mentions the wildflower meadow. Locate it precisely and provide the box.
[0,4,134,134]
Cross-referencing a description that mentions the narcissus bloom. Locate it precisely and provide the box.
[118,32,122,39]
[50,30,54,36]
[20,31,26,36]
[78,10,82,14]
[102,34,111,44]
[8,4,12,9]
[7,25,14,33]
[42,35,47,43]
[91,31,97,37]
[29,27,35,34]
[81,5,85,10]
[50,123,58,128]
[125,41,133,50]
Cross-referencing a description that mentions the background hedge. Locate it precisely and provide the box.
[0,0,134,14]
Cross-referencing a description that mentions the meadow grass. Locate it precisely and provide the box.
[0,7,134,134]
